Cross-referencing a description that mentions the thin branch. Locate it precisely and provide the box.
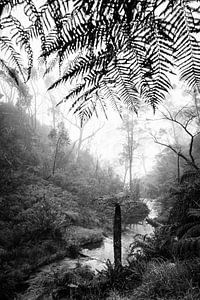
[81,123,105,143]
[151,134,199,170]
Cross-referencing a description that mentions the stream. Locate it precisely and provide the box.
[80,198,157,271]
[40,199,157,273]
[20,200,157,299]
[37,222,154,277]
[81,221,154,271]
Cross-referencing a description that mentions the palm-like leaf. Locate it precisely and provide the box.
[0,36,25,81]
[1,0,200,119]
[1,16,33,80]
[0,0,45,81]
[166,0,200,92]
[0,58,20,86]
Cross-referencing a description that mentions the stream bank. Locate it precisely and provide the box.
[17,199,156,299]
[18,221,154,299]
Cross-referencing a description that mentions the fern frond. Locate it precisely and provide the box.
[1,16,33,80]
[24,1,46,61]
[75,99,97,127]
[0,36,25,81]
[99,81,123,117]
[0,58,19,86]
[40,0,69,29]
[43,54,60,76]
[0,59,30,100]
[56,83,86,106]
[48,50,110,90]
[107,55,140,112]
[2,0,199,119]
[167,0,200,91]
[68,85,98,112]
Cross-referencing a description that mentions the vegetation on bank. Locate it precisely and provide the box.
[21,170,200,300]
[16,115,200,300]
[1,101,200,299]
[0,102,149,300]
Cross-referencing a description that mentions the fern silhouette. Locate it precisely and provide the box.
[1,0,200,119]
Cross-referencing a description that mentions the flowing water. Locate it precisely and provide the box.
[19,200,158,299]
[80,221,154,271]
[36,199,157,274]
[53,199,158,272]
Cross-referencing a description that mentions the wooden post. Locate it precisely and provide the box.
[113,203,122,269]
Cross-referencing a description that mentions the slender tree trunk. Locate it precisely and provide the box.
[129,158,133,193]
[194,89,200,124]
[76,126,83,162]
[123,164,128,188]
[177,153,180,183]
[52,137,61,175]
[113,203,122,269]
[30,81,37,129]
[52,105,56,130]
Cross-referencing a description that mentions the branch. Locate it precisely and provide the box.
[160,107,196,138]
[61,114,86,129]
[151,134,199,170]
[185,114,196,128]
[173,103,191,119]
[81,123,105,143]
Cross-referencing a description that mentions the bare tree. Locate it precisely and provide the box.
[150,105,200,172]
[61,115,104,162]
[119,113,139,193]
[48,122,70,175]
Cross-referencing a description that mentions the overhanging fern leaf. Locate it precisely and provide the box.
[0,36,25,81]
[167,0,200,92]
[0,58,20,86]
[107,54,140,112]
[1,16,33,80]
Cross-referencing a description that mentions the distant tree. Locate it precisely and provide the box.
[0,102,36,173]
[62,115,104,162]
[151,105,200,177]
[48,122,70,175]
[119,113,139,193]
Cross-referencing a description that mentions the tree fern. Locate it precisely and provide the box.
[2,0,200,118]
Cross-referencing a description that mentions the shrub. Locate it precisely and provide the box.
[131,259,200,300]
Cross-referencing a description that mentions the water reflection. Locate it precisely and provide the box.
[45,199,157,272]
[81,221,154,271]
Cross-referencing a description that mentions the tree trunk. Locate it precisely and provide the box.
[123,164,128,188]
[52,137,61,175]
[177,153,180,183]
[76,126,83,162]
[129,158,133,194]
[113,203,122,269]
